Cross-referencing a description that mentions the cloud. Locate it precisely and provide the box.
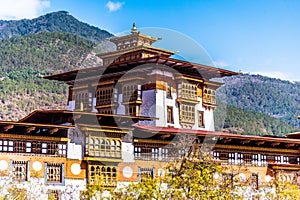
[106,1,124,12]
[0,0,50,20]
[250,71,291,81]
[213,60,230,67]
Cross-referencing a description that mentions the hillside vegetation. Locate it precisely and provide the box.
[0,32,95,73]
[0,11,112,43]
[217,74,300,128]
[0,32,98,121]
[214,102,299,136]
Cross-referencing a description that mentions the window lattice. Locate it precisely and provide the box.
[198,111,204,127]
[86,136,121,158]
[203,88,216,104]
[96,87,114,106]
[181,83,197,100]
[0,140,14,152]
[139,167,154,182]
[46,163,62,183]
[167,106,173,123]
[180,104,195,124]
[89,165,117,186]
[123,85,138,102]
[134,147,169,161]
[0,140,66,157]
[12,161,28,181]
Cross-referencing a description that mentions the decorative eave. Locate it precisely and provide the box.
[0,121,74,130]
[44,56,238,83]
[134,125,300,146]
[0,133,69,142]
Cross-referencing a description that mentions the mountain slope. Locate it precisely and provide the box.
[0,11,112,43]
[0,32,97,73]
[214,102,299,136]
[0,32,101,121]
[216,74,300,130]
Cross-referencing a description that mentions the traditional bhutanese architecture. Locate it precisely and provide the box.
[0,23,299,198]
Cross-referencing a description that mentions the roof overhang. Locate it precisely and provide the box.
[44,56,238,83]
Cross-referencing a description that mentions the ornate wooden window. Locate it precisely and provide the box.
[244,153,252,164]
[275,155,289,164]
[123,85,138,102]
[42,143,47,154]
[161,148,169,159]
[213,151,220,161]
[88,165,117,186]
[252,154,258,165]
[26,142,31,153]
[261,154,267,165]
[75,91,89,110]
[198,111,204,127]
[12,161,28,181]
[96,87,114,106]
[139,167,155,182]
[127,105,137,116]
[228,153,235,164]
[181,82,197,100]
[134,147,142,159]
[203,88,216,104]
[167,106,174,123]
[166,83,172,98]
[134,147,170,161]
[237,153,243,164]
[46,163,63,183]
[180,104,195,124]
[14,141,26,153]
[86,136,122,158]
[47,143,57,155]
[228,152,243,164]
[0,140,14,152]
[58,144,67,156]
[31,142,42,154]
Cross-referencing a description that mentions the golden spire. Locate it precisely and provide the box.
[131,22,137,33]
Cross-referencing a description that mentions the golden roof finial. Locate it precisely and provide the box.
[131,22,137,33]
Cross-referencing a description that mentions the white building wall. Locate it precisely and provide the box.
[122,142,134,163]
[155,90,166,127]
[204,108,215,131]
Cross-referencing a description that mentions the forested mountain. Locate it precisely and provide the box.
[0,11,112,43]
[0,11,298,135]
[217,74,300,127]
[215,74,300,135]
[0,32,100,121]
[0,11,114,121]
[0,32,96,73]
[214,102,299,136]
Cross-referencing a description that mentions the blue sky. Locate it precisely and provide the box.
[1,0,300,81]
